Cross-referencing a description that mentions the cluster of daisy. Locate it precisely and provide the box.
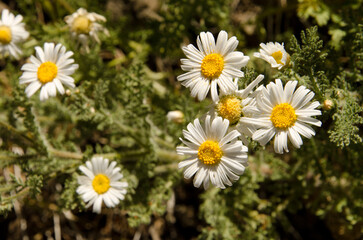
[176,30,322,189]
[1,9,127,213]
[1,8,107,100]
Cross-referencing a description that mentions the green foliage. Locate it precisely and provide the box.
[289,26,328,98]
[329,95,363,147]
[0,0,362,239]
[26,174,43,197]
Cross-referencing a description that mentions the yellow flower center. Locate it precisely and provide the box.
[92,174,110,194]
[201,53,224,79]
[37,62,58,84]
[198,140,223,165]
[217,95,243,125]
[72,16,91,34]
[0,26,12,44]
[271,50,283,65]
[270,103,297,129]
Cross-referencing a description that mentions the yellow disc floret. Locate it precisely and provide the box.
[270,103,297,129]
[217,95,243,125]
[0,26,12,44]
[72,16,91,34]
[92,174,110,194]
[198,140,223,165]
[271,50,283,65]
[37,62,58,84]
[201,53,224,79]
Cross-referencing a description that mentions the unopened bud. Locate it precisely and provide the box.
[65,89,71,96]
[11,145,24,156]
[167,110,184,124]
[75,89,80,94]
[323,99,333,110]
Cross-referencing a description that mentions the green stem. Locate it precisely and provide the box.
[49,148,83,160]
[156,149,182,162]
[154,163,179,174]
[1,188,29,203]
[30,107,51,156]
[48,148,179,163]
[0,121,35,144]
[154,137,175,150]
[0,185,16,193]
[308,68,324,102]
[311,138,326,181]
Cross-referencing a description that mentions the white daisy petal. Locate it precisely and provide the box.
[244,79,321,153]
[92,196,103,214]
[187,119,206,143]
[293,122,316,138]
[216,165,232,186]
[178,116,248,189]
[223,66,244,78]
[221,141,243,153]
[253,128,276,146]
[183,162,199,179]
[197,79,211,101]
[296,109,322,116]
[203,172,210,190]
[19,42,78,100]
[298,117,322,127]
[216,30,228,53]
[0,9,29,59]
[274,131,288,154]
[212,117,229,141]
[220,163,240,181]
[178,157,198,169]
[176,146,198,155]
[221,157,245,175]
[240,74,264,98]
[179,138,199,150]
[193,167,207,188]
[77,157,127,214]
[53,78,65,95]
[283,80,298,103]
[219,130,240,147]
[182,130,203,145]
[39,85,49,101]
[64,8,107,49]
[46,82,57,97]
[254,42,290,69]
[221,36,238,56]
[288,127,303,148]
[35,46,46,62]
[182,45,203,62]
[24,81,42,98]
[210,80,219,102]
[178,30,248,101]
[79,165,94,179]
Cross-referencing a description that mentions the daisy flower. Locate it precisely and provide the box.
[0,9,29,59]
[77,156,128,214]
[208,75,264,145]
[176,115,248,189]
[240,79,322,154]
[64,8,108,50]
[254,42,290,70]
[19,42,79,101]
[177,30,250,101]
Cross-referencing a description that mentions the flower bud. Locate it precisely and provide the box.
[167,110,184,124]
[323,99,333,110]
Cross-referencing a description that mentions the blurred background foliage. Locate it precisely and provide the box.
[0,0,362,239]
